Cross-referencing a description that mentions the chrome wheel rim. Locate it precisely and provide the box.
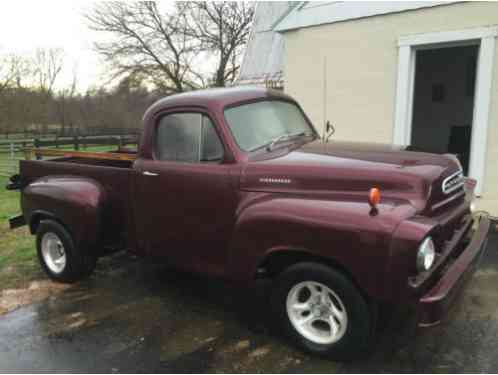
[41,232,66,274]
[286,281,348,345]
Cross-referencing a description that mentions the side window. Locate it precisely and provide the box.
[155,113,223,163]
[201,116,224,162]
[156,113,201,162]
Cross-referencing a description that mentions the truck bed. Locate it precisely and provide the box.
[52,156,133,169]
[19,154,136,251]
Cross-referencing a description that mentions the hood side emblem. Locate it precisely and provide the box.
[259,177,292,184]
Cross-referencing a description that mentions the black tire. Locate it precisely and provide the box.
[36,219,97,283]
[271,262,372,360]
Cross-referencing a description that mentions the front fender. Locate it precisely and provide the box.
[22,175,106,251]
[227,193,417,298]
[384,216,437,301]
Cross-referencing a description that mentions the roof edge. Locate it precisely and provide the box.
[274,1,463,33]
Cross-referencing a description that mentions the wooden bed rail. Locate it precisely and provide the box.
[25,148,137,162]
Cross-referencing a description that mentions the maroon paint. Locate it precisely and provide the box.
[22,176,106,252]
[15,87,490,327]
[417,215,490,326]
[19,158,135,253]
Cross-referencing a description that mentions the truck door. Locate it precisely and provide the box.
[134,112,236,276]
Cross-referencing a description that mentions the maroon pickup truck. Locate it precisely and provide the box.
[7,87,490,359]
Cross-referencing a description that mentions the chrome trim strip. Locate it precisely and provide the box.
[432,190,465,211]
[442,169,464,195]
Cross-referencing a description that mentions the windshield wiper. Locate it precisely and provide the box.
[266,131,310,151]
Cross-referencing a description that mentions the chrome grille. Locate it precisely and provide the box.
[442,170,464,194]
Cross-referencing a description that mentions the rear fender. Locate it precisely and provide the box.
[227,194,417,299]
[22,176,106,252]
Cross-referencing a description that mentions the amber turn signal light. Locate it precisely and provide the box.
[368,187,381,208]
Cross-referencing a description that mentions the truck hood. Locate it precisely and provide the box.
[240,140,464,213]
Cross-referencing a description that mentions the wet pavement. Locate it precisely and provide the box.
[1,229,497,373]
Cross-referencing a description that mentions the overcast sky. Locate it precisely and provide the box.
[0,0,109,92]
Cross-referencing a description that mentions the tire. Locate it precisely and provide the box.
[271,262,372,360]
[36,219,97,283]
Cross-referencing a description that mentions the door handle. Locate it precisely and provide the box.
[143,171,159,176]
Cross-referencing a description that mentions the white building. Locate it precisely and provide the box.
[239,2,498,215]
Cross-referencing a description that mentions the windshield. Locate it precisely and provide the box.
[224,100,315,151]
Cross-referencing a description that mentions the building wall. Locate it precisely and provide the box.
[283,2,498,215]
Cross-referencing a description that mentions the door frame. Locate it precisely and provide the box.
[393,26,498,195]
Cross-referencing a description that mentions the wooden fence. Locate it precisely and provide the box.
[0,133,138,177]
[0,143,21,177]
[0,127,140,140]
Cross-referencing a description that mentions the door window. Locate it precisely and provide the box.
[201,116,224,162]
[156,113,223,163]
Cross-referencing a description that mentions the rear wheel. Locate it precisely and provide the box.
[36,220,97,283]
[271,262,372,360]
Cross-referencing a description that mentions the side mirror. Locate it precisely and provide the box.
[325,120,335,143]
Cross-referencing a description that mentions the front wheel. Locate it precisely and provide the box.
[271,262,373,360]
[36,219,97,283]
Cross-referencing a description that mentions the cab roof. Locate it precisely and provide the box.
[143,86,293,118]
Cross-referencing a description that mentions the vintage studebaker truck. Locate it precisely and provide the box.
[7,87,490,359]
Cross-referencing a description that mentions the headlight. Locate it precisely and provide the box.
[417,237,436,272]
[470,198,477,213]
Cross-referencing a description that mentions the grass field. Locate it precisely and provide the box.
[0,174,41,290]
[0,145,127,291]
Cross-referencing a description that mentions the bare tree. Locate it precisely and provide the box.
[86,1,254,92]
[86,2,202,93]
[0,55,16,94]
[0,53,31,94]
[55,63,78,135]
[33,48,64,94]
[28,48,65,133]
[178,2,254,87]
[0,52,33,135]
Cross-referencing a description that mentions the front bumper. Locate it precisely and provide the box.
[416,214,490,327]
